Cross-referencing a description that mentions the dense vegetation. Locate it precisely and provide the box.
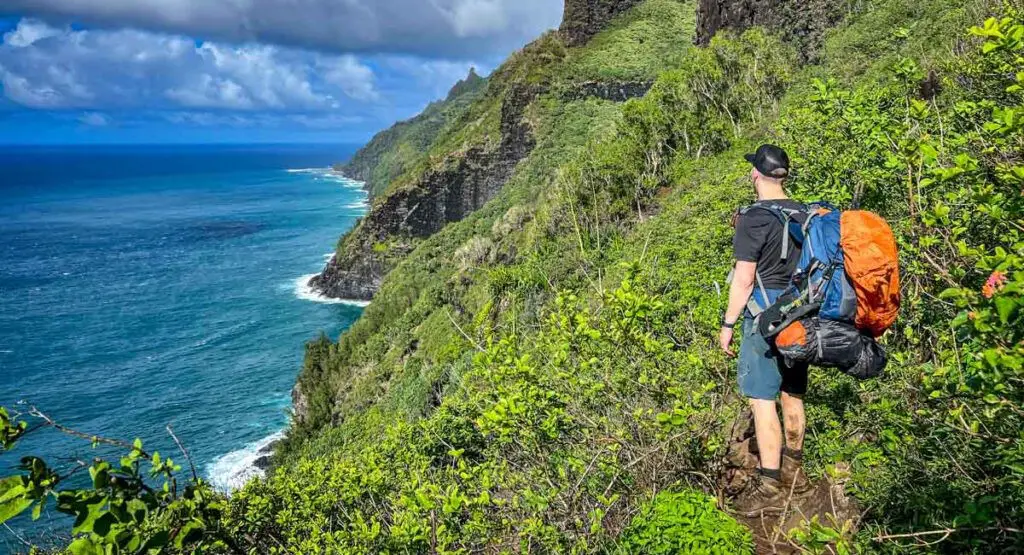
[337,69,487,198]
[2,0,1022,552]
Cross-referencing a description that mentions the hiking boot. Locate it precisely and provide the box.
[733,473,787,517]
[781,453,813,495]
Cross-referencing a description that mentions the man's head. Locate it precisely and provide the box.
[745,144,790,196]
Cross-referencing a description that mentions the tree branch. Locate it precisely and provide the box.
[25,405,150,459]
[166,424,199,482]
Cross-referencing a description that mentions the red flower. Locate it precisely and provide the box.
[983,271,1008,299]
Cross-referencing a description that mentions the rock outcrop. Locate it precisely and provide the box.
[310,72,661,302]
[695,0,843,61]
[337,68,488,198]
[563,80,654,102]
[291,382,309,426]
[560,0,644,46]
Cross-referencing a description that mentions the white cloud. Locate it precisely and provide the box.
[160,111,366,129]
[163,112,258,127]
[78,111,110,126]
[318,56,378,102]
[2,0,563,58]
[0,19,378,111]
[446,0,507,38]
[2,18,63,47]
[379,57,485,98]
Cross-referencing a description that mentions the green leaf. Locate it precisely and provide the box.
[139,530,170,553]
[0,476,25,505]
[91,511,116,537]
[938,287,964,300]
[72,496,108,535]
[175,520,205,549]
[993,297,1016,323]
[68,537,99,555]
[0,496,32,524]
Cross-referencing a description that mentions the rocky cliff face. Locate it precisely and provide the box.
[560,0,644,46]
[695,0,842,60]
[310,73,658,301]
[309,82,541,300]
[563,80,654,102]
[310,0,850,303]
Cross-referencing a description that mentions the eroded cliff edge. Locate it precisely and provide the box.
[695,0,842,60]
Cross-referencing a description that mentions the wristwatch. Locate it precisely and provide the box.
[721,315,737,329]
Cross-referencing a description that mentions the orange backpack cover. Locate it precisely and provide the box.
[840,211,901,337]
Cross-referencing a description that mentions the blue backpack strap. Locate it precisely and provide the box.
[800,201,839,264]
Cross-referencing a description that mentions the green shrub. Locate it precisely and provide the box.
[617,491,753,554]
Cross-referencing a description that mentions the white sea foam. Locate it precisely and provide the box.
[323,252,335,262]
[344,199,369,209]
[292,273,370,307]
[332,177,366,190]
[288,167,366,191]
[207,430,286,492]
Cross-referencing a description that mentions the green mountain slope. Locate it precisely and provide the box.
[257,0,1020,551]
[305,0,697,304]
[336,68,487,199]
[1,0,1020,553]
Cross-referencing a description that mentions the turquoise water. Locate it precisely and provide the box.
[0,144,366,548]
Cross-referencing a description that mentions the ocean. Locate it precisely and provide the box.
[0,144,366,548]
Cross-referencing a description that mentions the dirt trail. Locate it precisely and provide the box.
[723,411,861,553]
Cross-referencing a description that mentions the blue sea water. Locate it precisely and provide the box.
[0,144,366,549]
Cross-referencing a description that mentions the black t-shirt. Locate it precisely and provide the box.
[733,199,807,289]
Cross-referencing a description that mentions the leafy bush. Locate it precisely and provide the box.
[778,5,1024,551]
[0,406,232,554]
[454,236,495,268]
[617,491,753,554]
[557,28,796,234]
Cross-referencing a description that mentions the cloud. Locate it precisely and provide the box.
[447,0,508,38]
[2,18,62,46]
[318,56,378,102]
[161,111,365,129]
[378,57,484,98]
[78,111,110,126]
[0,19,378,111]
[1,0,563,58]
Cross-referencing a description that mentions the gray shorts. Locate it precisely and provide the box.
[737,317,808,400]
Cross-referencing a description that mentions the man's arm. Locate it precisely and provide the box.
[725,261,757,325]
[719,261,757,356]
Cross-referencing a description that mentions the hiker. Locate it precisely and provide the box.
[719,144,812,515]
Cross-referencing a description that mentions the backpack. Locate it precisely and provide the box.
[743,202,901,379]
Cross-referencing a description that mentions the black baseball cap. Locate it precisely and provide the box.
[744,144,790,178]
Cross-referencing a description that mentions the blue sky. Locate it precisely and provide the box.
[0,1,563,144]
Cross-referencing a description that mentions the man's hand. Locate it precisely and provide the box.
[719,326,736,357]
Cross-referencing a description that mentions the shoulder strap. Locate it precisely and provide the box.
[737,202,808,262]
[800,202,840,262]
[748,271,771,317]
